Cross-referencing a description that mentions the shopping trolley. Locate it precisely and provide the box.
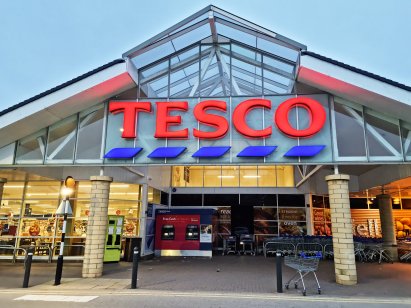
[222,236,237,255]
[284,252,321,296]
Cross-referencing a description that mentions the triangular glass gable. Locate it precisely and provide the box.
[124,6,306,98]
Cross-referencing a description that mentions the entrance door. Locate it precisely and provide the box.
[231,205,254,235]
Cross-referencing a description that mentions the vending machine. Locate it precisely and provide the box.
[103,215,124,262]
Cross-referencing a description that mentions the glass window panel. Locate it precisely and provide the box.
[46,115,77,163]
[0,142,15,164]
[263,69,290,86]
[0,200,21,218]
[400,121,411,160]
[109,183,141,201]
[20,217,56,238]
[185,166,204,187]
[16,129,47,164]
[140,60,168,79]
[334,101,367,158]
[204,166,221,187]
[171,46,199,68]
[25,181,61,199]
[23,200,58,217]
[2,182,24,199]
[258,166,276,187]
[263,55,294,74]
[278,195,305,207]
[257,37,299,62]
[232,44,262,62]
[365,109,402,160]
[76,105,104,161]
[72,200,90,218]
[172,166,186,187]
[148,187,161,204]
[276,166,294,187]
[239,166,258,187]
[132,41,174,69]
[76,181,91,199]
[171,23,210,50]
[215,22,256,47]
[221,166,239,187]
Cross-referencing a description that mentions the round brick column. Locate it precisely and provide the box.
[326,174,357,285]
[377,194,398,260]
[82,176,112,278]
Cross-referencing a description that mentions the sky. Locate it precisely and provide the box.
[0,0,410,110]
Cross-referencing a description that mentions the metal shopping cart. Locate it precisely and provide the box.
[222,236,237,255]
[284,252,321,296]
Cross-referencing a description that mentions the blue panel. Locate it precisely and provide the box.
[148,147,186,158]
[104,147,143,159]
[192,146,231,158]
[284,145,326,157]
[237,146,277,157]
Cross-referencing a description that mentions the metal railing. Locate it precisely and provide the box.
[0,245,28,263]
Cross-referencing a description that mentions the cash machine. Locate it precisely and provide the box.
[104,215,124,262]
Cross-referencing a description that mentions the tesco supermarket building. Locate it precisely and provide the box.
[0,6,410,285]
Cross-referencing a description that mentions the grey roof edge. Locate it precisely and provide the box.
[0,59,126,117]
[302,51,411,92]
[123,5,306,58]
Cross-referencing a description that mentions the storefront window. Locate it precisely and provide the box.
[25,181,61,199]
[239,166,258,187]
[221,166,239,186]
[258,166,276,187]
[172,165,294,187]
[276,166,294,187]
[204,166,221,187]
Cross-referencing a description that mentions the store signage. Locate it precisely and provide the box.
[109,97,326,140]
[104,95,331,161]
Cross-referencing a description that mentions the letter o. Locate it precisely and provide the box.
[275,97,326,138]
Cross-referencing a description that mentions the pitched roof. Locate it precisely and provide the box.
[302,51,411,92]
[0,59,125,117]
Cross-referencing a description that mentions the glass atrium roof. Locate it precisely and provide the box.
[123,5,306,98]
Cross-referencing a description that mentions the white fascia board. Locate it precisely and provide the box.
[0,62,130,130]
[299,55,411,106]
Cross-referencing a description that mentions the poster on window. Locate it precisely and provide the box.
[279,221,307,236]
[200,224,212,243]
[278,208,306,221]
[254,221,278,235]
[254,207,277,220]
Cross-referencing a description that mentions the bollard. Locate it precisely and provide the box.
[23,247,34,288]
[131,247,139,289]
[276,252,283,293]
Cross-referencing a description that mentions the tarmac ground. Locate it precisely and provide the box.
[0,255,410,307]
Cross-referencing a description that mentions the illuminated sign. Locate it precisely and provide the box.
[110,97,326,140]
[104,95,331,162]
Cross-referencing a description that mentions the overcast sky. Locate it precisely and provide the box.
[0,0,410,110]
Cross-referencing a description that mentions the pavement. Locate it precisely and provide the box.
[0,256,411,307]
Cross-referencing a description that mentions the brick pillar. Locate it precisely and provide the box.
[82,176,112,278]
[377,194,398,260]
[326,174,357,285]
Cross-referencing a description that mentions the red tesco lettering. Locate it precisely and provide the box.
[109,97,326,139]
